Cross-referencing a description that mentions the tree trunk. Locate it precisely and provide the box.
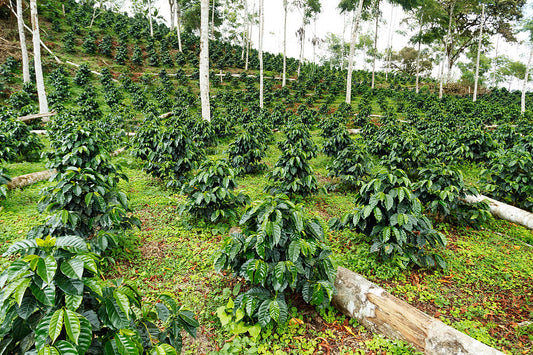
[297,25,305,77]
[89,6,98,28]
[259,0,264,108]
[473,5,485,102]
[241,0,248,61]
[333,267,506,355]
[176,2,183,52]
[17,0,30,83]
[415,22,422,94]
[245,21,251,71]
[7,170,55,190]
[521,44,533,114]
[444,3,454,84]
[30,0,48,114]
[439,57,445,99]
[282,0,288,87]
[345,0,364,104]
[341,12,347,70]
[148,2,153,37]
[169,0,175,30]
[464,195,533,230]
[211,0,216,39]
[200,0,211,121]
[371,4,379,89]
[385,6,395,82]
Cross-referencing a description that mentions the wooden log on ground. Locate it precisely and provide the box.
[464,194,533,230]
[332,267,504,355]
[347,128,361,135]
[7,169,56,190]
[30,130,48,135]
[18,111,56,123]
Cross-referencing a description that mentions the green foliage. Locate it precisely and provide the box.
[41,121,139,246]
[75,87,102,121]
[132,45,143,65]
[0,110,43,162]
[82,31,97,54]
[73,64,91,86]
[331,169,447,269]
[131,117,204,188]
[180,160,249,223]
[0,234,198,354]
[214,195,336,327]
[63,32,75,53]
[114,43,128,65]
[0,168,10,199]
[481,146,533,211]
[414,162,492,226]
[99,35,113,57]
[322,126,352,158]
[327,144,370,188]
[228,130,267,175]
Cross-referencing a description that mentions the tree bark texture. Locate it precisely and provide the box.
[30,0,48,113]
[17,0,30,83]
[345,0,364,104]
[200,0,211,121]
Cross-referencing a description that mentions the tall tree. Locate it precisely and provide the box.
[200,0,211,121]
[294,0,321,77]
[521,18,533,114]
[472,4,485,102]
[419,0,526,85]
[283,0,289,86]
[370,0,380,89]
[259,0,264,108]
[339,0,366,104]
[29,0,48,113]
[16,0,30,83]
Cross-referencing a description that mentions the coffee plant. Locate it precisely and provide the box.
[214,195,336,327]
[132,44,143,65]
[0,234,198,354]
[99,35,113,57]
[114,42,128,65]
[228,130,268,175]
[331,169,447,269]
[322,126,352,158]
[0,168,10,199]
[481,146,533,211]
[181,159,249,223]
[414,162,491,226]
[0,111,43,162]
[327,144,370,188]
[74,64,91,86]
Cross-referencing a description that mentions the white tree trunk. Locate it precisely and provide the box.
[473,5,485,102]
[30,0,48,113]
[341,12,347,70]
[371,7,379,89]
[17,0,30,83]
[415,23,421,94]
[439,57,445,99]
[282,0,288,87]
[176,2,183,52]
[148,3,153,37]
[245,21,251,71]
[169,0,175,30]
[241,0,248,60]
[464,195,533,230]
[259,0,264,108]
[297,25,305,77]
[200,0,211,121]
[444,3,454,85]
[521,44,533,114]
[211,0,216,39]
[345,0,364,104]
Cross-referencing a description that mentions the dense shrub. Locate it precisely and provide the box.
[481,146,533,211]
[181,159,249,223]
[73,64,91,86]
[228,130,267,174]
[322,126,352,158]
[132,44,143,65]
[0,168,10,199]
[327,144,370,188]
[0,111,43,162]
[331,169,447,268]
[214,195,336,327]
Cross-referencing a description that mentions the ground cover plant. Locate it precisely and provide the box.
[0,1,532,353]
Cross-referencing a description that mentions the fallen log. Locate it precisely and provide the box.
[18,111,57,123]
[347,128,362,135]
[7,169,56,190]
[464,194,533,230]
[332,267,504,355]
[30,130,48,135]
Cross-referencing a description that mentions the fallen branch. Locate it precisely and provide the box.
[7,169,56,190]
[332,267,504,355]
[464,194,533,230]
[18,111,56,123]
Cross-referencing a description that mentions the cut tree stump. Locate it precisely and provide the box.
[464,194,533,230]
[18,111,56,123]
[332,267,504,355]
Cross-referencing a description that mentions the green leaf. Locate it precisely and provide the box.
[115,332,139,355]
[65,294,83,312]
[373,207,382,223]
[54,340,78,355]
[17,295,37,320]
[114,289,131,320]
[287,241,300,262]
[37,255,58,285]
[49,309,64,344]
[76,316,92,354]
[151,344,178,355]
[38,345,60,355]
[64,310,81,344]
[30,283,56,306]
[12,278,31,306]
[257,299,271,327]
[269,299,280,323]
[60,257,84,280]
[216,306,232,327]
